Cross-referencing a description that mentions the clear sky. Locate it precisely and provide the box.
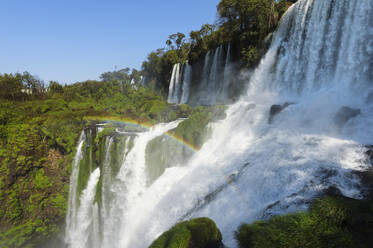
[0,0,220,84]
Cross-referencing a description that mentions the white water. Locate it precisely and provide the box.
[221,44,232,102]
[180,62,192,104]
[67,167,101,248]
[65,131,85,245]
[67,0,373,247]
[171,45,234,105]
[167,63,182,103]
[206,46,223,104]
[66,120,182,248]
[118,0,372,246]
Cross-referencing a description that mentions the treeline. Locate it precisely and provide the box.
[0,72,46,101]
[141,0,297,93]
[0,68,143,102]
[0,1,297,101]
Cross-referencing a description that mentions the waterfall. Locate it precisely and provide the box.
[221,44,231,102]
[66,0,373,247]
[197,51,213,105]
[65,121,183,248]
[167,63,182,104]
[167,62,192,104]
[65,131,86,245]
[206,46,223,104]
[180,62,191,104]
[68,167,101,248]
[174,45,230,105]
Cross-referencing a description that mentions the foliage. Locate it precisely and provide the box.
[34,169,52,190]
[141,0,296,94]
[0,72,45,101]
[171,105,227,149]
[235,195,373,248]
[148,217,222,248]
[0,74,200,247]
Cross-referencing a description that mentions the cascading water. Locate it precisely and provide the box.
[65,132,86,245]
[65,120,183,248]
[66,0,373,247]
[220,44,232,102]
[171,45,235,105]
[206,46,223,104]
[167,63,182,104]
[180,62,191,104]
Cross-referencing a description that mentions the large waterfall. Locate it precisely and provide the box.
[66,0,373,247]
[167,44,233,105]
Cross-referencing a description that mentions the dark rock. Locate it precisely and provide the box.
[353,145,373,199]
[333,106,361,128]
[323,185,342,196]
[366,145,373,165]
[268,102,293,124]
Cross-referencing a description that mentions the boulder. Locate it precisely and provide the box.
[333,106,361,128]
[268,102,293,124]
[323,185,343,196]
[148,217,223,248]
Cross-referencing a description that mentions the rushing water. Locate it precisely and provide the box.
[167,44,233,105]
[66,0,373,247]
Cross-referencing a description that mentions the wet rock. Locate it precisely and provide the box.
[323,185,342,196]
[333,106,360,128]
[354,168,373,200]
[268,102,293,124]
[366,145,373,165]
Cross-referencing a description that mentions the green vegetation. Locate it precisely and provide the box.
[171,105,227,149]
[148,217,222,248]
[141,0,296,93]
[0,72,198,247]
[235,195,373,248]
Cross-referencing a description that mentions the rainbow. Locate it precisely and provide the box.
[85,116,251,207]
[84,116,200,152]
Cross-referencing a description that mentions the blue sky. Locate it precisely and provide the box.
[0,0,220,84]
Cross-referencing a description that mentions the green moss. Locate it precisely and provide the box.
[235,196,373,248]
[172,105,226,149]
[34,168,52,190]
[50,193,67,216]
[149,217,222,248]
[0,218,59,248]
[97,126,116,140]
[76,143,92,199]
[5,189,23,220]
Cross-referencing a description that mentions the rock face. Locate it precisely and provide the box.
[148,218,223,248]
[366,146,373,165]
[268,102,293,124]
[333,106,361,128]
[235,195,373,248]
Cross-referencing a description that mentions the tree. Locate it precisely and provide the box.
[48,81,64,96]
[100,68,131,82]
[166,32,186,50]
[0,73,23,100]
